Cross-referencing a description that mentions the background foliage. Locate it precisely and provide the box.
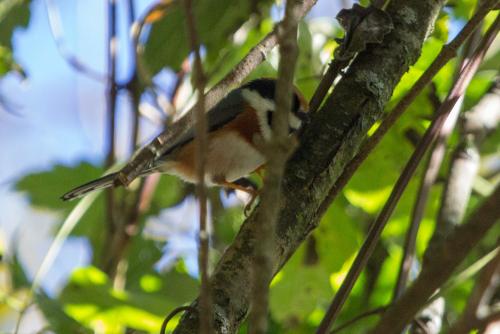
[0,0,498,333]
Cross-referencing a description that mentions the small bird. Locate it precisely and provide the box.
[61,78,308,203]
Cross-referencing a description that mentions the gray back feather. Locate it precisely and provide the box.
[156,89,245,161]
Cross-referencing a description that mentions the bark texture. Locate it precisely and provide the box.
[173,0,445,332]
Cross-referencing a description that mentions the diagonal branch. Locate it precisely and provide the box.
[316,0,499,216]
[370,185,500,333]
[393,3,486,302]
[173,0,447,332]
[183,0,211,333]
[249,1,302,332]
[102,0,119,277]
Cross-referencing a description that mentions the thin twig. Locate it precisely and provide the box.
[330,305,390,333]
[160,306,196,334]
[392,149,435,300]
[369,15,500,333]
[393,7,484,301]
[13,302,34,334]
[127,0,141,154]
[448,250,500,333]
[248,1,302,332]
[309,58,350,113]
[44,0,108,82]
[183,0,211,333]
[316,13,500,334]
[103,0,119,277]
[371,185,500,333]
[315,0,499,218]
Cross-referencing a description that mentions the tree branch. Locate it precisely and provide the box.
[316,0,499,215]
[249,1,301,332]
[370,185,500,333]
[102,0,119,277]
[393,3,485,303]
[183,0,211,332]
[173,0,447,332]
[448,250,500,333]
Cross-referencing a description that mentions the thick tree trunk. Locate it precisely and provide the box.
[174,0,445,332]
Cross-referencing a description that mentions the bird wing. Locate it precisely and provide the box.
[157,89,246,158]
[61,90,248,200]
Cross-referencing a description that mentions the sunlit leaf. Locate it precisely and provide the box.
[270,246,331,326]
[0,45,18,76]
[448,0,477,20]
[144,0,273,74]
[315,200,362,273]
[59,266,182,333]
[36,292,91,334]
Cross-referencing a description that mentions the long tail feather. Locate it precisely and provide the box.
[61,172,119,201]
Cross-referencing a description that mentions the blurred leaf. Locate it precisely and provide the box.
[480,126,500,155]
[126,237,164,286]
[0,0,31,48]
[124,235,200,307]
[270,246,331,327]
[147,174,185,217]
[15,162,103,210]
[315,200,362,273]
[9,252,30,289]
[203,18,273,86]
[432,12,449,43]
[391,37,453,102]
[60,266,179,333]
[463,70,498,110]
[295,20,328,100]
[448,0,477,20]
[36,292,92,334]
[0,44,21,76]
[479,48,500,71]
[144,0,273,74]
[15,163,107,261]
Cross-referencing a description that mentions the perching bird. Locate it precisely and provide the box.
[61,78,308,202]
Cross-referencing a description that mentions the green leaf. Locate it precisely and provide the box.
[35,292,92,334]
[9,252,30,289]
[270,246,332,326]
[0,45,17,76]
[315,200,362,273]
[432,12,449,44]
[144,0,273,74]
[146,174,185,217]
[203,18,274,87]
[15,162,104,210]
[0,0,31,49]
[463,70,498,111]
[295,20,328,100]
[448,0,477,20]
[59,266,183,333]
